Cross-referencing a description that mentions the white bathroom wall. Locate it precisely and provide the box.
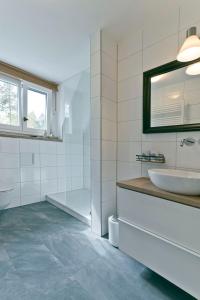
[117,3,200,181]
[90,30,117,236]
[101,32,117,235]
[90,30,102,235]
[0,137,66,209]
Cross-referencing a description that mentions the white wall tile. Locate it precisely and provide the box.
[56,155,65,167]
[0,168,20,184]
[176,142,200,169]
[143,34,178,72]
[0,138,19,153]
[102,98,116,122]
[142,141,176,167]
[70,144,83,155]
[71,165,83,177]
[0,153,19,169]
[5,183,21,209]
[57,178,66,193]
[57,166,66,179]
[91,75,101,98]
[118,30,142,61]
[91,51,101,76]
[142,10,179,48]
[20,139,39,153]
[56,142,65,155]
[41,179,58,196]
[101,31,117,60]
[21,167,40,182]
[20,152,36,167]
[141,163,172,177]
[142,132,177,142]
[118,75,142,101]
[0,136,67,209]
[102,75,116,101]
[40,154,57,167]
[118,98,141,122]
[102,52,117,81]
[21,195,41,206]
[41,167,57,180]
[71,177,83,190]
[102,161,116,181]
[102,141,116,161]
[102,180,116,204]
[117,161,141,180]
[40,141,57,154]
[91,160,101,182]
[118,142,141,162]
[91,118,101,140]
[91,97,100,120]
[91,140,100,161]
[21,181,40,196]
[102,119,116,141]
[118,51,142,81]
[90,29,117,235]
[118,120,141,142]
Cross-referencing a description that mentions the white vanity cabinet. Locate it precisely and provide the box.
[117,186,200,299]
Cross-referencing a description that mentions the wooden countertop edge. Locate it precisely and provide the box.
[117,178,200,209]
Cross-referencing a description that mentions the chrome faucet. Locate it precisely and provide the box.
[180,137,196,147]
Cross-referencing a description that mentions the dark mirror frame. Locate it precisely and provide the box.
[143,58,200,133]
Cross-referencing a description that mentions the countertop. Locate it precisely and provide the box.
[117,177,200,209]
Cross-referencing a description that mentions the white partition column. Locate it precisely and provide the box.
[90,30,117,236]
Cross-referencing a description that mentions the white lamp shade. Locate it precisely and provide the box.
[177,35,200,62]
[186,62,200,75]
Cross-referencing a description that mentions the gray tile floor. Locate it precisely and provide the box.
[0,202,195,300]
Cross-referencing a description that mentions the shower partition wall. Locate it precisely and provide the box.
[47,70,91,225]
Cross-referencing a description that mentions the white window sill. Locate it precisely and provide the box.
[0,131,62,142]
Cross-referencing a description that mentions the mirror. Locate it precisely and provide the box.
[143,59,200,133]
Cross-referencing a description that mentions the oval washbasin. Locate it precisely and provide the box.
[148,169,200,196]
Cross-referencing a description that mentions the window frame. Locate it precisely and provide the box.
[0,73,22,132]
[22,81,52,135]
[0,74,53,136]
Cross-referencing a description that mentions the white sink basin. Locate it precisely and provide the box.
[148,169,200,195]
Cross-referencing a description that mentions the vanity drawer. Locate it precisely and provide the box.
[119,220,200,299]
[117,187,200,254]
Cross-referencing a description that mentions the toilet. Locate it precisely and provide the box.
[0,183,14,210]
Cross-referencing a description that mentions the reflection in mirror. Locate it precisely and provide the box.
[151,66,200,127]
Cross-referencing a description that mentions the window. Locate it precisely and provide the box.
[27,89,47,131]
[0,74,21,130]
[0,74,53,135]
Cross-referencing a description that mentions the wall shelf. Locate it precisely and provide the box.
[136,154,165,163]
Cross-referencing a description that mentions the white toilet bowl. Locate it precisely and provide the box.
[0,185,14,210]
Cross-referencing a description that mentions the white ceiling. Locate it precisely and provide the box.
[0,0,199,83]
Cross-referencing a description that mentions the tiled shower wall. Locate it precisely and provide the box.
[117,4,200,181]
[0,137,65,209]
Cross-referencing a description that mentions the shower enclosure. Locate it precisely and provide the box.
[48,69,91,225]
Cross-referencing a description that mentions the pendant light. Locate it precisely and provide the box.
[177,27,200,62]
[186,62,200,75]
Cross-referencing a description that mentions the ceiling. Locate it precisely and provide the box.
[0,0,199,83]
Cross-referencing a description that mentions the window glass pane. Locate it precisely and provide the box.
[27,89,47,130]
[0,79,19,126]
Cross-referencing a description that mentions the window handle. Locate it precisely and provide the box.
[23,116,28,122]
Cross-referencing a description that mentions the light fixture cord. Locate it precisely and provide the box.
[177,7,181,50]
